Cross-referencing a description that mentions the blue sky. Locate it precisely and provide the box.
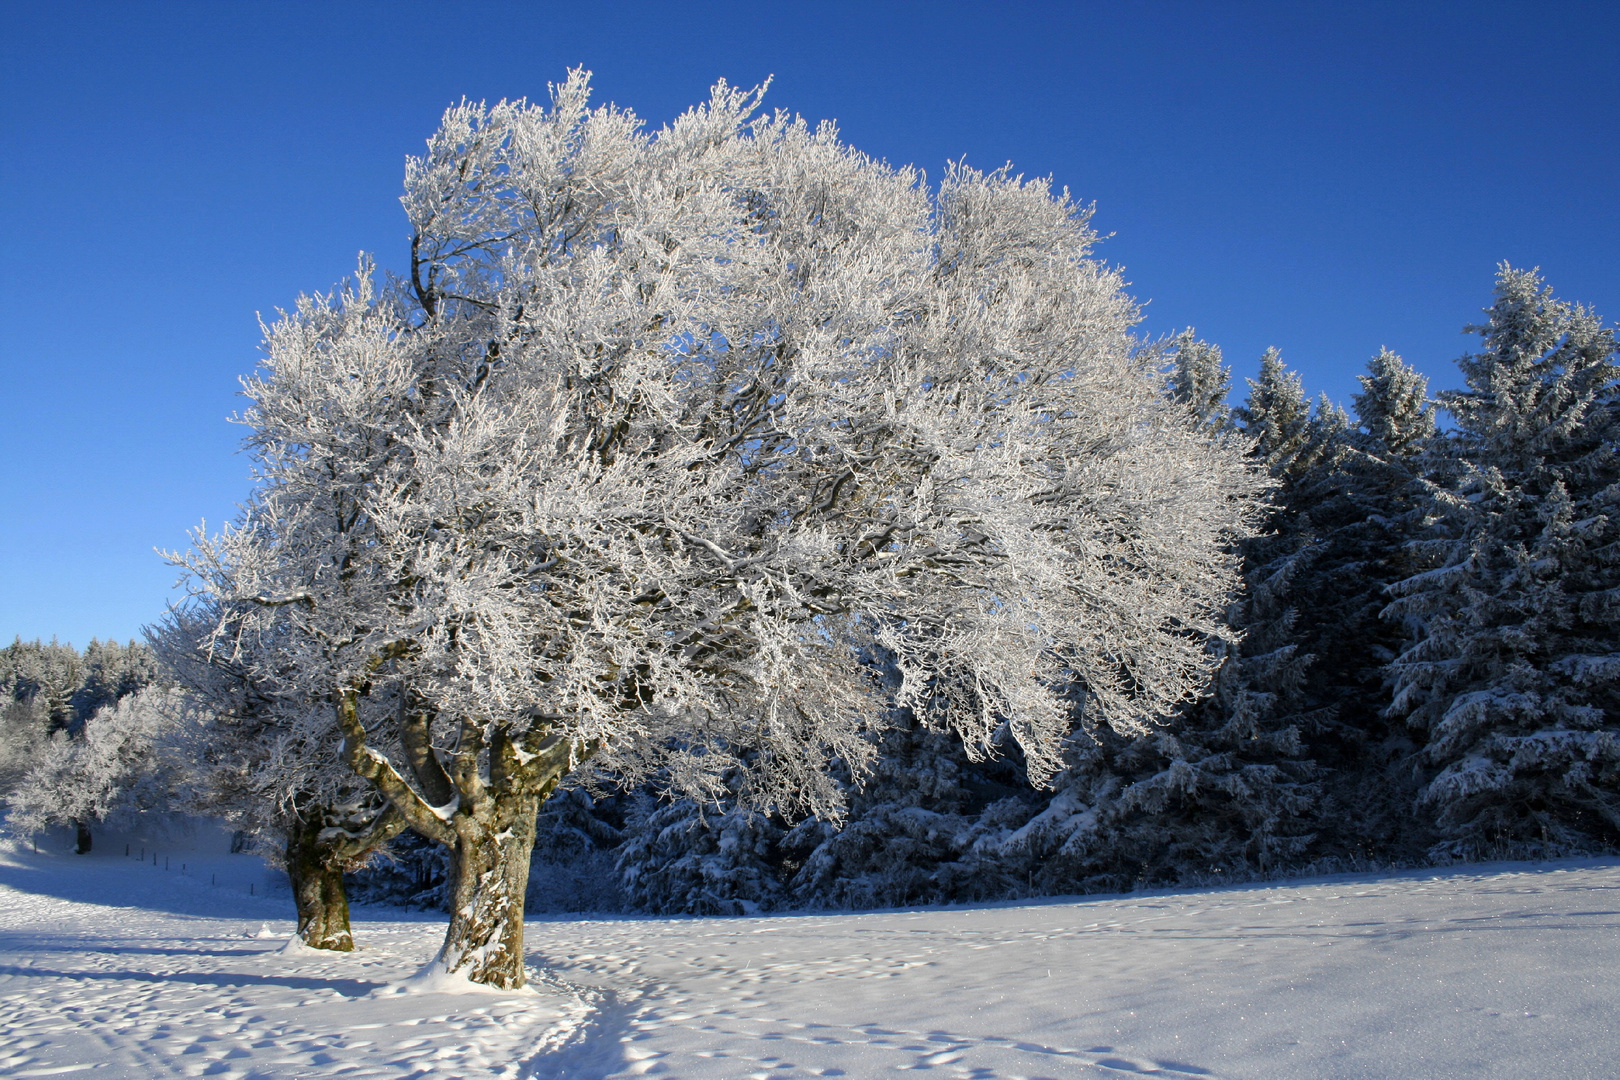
[2,0,1617,647]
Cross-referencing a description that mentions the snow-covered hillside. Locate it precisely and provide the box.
[0,825,1615,1079]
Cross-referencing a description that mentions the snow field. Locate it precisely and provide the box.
[1,829,1616,1079]
[0,828,591,1079]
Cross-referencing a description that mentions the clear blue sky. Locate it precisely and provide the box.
[3,1,1617,647]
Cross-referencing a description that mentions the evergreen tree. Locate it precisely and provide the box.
[0,680,52,803]
[969,547,1320,894]
[785,718,1033,909]
[1386,266,1620,857]
[344,828,456,911]
[617,793,787,916]
[72,639,160,724]
[1235,348,1314,474]
[525,785,628,914]
[1,638,84,737]
[1355,348,1437,459]
[1290,348,1443,859]
[1168,331,1234,432]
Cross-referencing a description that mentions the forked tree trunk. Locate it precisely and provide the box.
[437,793,542,988]
[286,816,354,951]
[337,664,592,989]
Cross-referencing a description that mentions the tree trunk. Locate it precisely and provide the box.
[285,817,354,951]
[73,819,92,854]
[437,793,540,989]
[334,664,592,989]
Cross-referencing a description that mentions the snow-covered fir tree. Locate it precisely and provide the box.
[618,792,787,916]
[2,639,85,740]
[525,785,627,913]
[1386,266,1620,857]
[1209,346,1445,863]
[1167,330,1234,432]
[1290,348,1442,859]
[781,714,1034,909]
[1356,348,1438,459]
[1235,347,1315,474]
[0,670,54,804]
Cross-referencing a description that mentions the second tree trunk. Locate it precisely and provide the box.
[286,817,355,951]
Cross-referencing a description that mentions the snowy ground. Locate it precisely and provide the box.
[0,824,1615,1079]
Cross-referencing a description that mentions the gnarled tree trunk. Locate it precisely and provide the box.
[286,814,353,950]
[438,792,541,988]
[285,800,408,951]
[337,667,591,988]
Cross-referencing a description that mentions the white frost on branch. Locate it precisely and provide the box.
[174,68,1264,824]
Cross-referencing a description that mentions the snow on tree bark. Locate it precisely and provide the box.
[282,801,408,951]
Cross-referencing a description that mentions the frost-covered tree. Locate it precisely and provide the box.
[1,639,84,739]
[1386,266,1620,857]
[174,71,1264,986]
[618,794,786,915]
[73,639,160,726]
[2,638,159,852]
[1356,348,1437,460]
[1,692,52,807]
[784,717,1031,908]
[1235,348,1314,475]
[1278,348,1442,858]
[152,606,408,950]
[7,687,191,842]
[1168,331,1235,433]
[525,785,627,913]
[968,347,1322,892]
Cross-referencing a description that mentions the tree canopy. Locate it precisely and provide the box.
[169,71,1264,985]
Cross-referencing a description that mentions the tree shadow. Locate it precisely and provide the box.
[0,852,286,920]
[0,962,383,997]
[0,939,255,958]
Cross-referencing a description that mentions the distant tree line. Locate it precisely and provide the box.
[1,637,160,851]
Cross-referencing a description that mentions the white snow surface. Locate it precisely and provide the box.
[0,824,1615,1079]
